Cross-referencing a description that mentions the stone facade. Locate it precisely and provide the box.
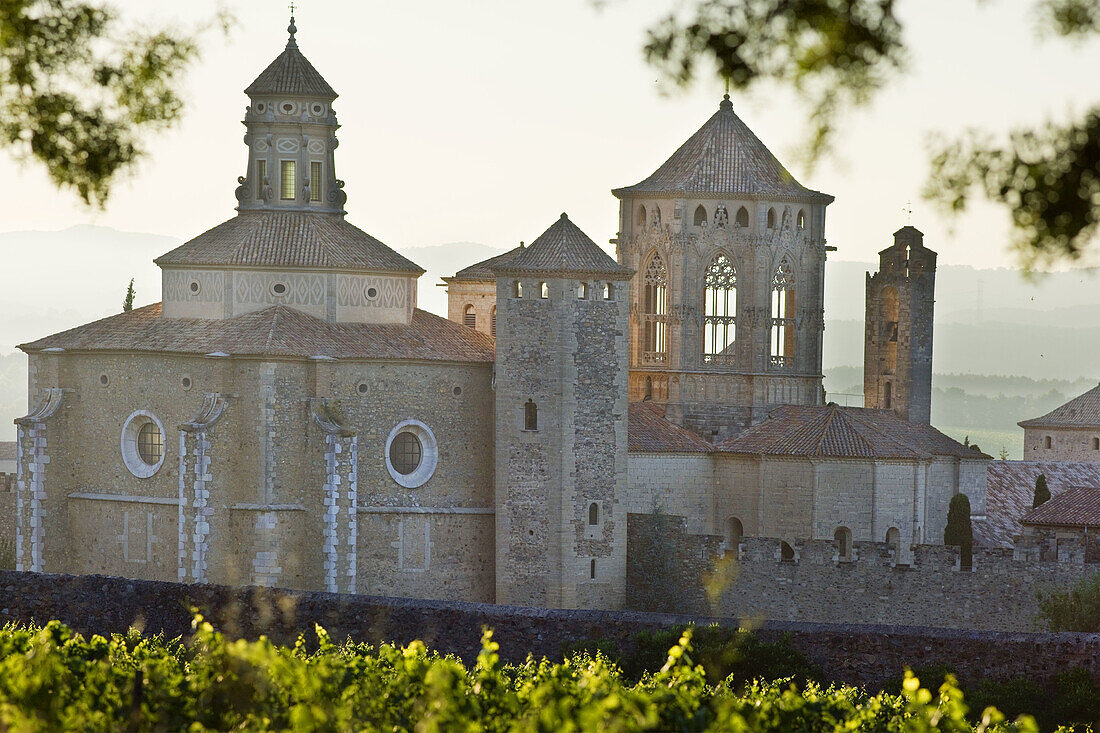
[444,279,497,338]
[864,226,936,424]
[1022,426,1100,461]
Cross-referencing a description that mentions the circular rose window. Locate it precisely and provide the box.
[121,410,166,478]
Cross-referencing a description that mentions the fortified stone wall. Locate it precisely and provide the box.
[4,569,1100,691]
[626,513,1098,632]
[0,474,13,568]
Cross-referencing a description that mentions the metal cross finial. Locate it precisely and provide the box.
[902,200,913,224]
[289,1,296,16]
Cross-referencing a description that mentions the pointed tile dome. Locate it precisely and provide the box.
[493,213,633,278]
[613,95,832,203]
[244,17,337,99]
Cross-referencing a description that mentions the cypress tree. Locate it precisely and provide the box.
[1033,473,1051,508]
[944,493,973,568]
[122,278,135,312]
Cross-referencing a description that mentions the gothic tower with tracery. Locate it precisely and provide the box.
[612,95,835,440]
[864,226,937,424]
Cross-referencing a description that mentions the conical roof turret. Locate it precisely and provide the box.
[612,95,832,203]
[245,16,337,99]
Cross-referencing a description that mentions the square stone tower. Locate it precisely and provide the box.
[492,213,633,609]
[864,226,937,424]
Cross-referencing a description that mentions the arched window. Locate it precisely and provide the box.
[796,209,807,230]
[735,206,749,228]
[693,205,707,226]
[766,207,777,229]
[590,558,597,579]
[490,306,497,337]
[886,527,901,557]
[884,381,892,409]
[589,503,599,526]
[726,517,743,548]
[644,376,653,400]
[770,256,795,369]
[524,400,538,431]
[834,526,852,560]
[577,282,588,299]
[463,304,476,329]
[642,252,668,363]
[703,254,737,364]
[1045,435,1052,449]
[636,204,646,227]
[514,281,523,298]
[540,282,549,299]
[780,541,795,561]
[603,282,615,301]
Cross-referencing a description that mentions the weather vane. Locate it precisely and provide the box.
[902,200,913,225]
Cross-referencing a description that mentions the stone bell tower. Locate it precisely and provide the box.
[492,213,633,610]
[864,226,937,424]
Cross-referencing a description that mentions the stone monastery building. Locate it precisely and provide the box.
[13,20,988,610]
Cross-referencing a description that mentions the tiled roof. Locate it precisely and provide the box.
[493,214,633,278]
[448,245,526,281]
[19,303,495,363]
[612,96,833,203]
[628,403,713,453]
[0,442,15,461]
[244,30,337,98]
[1019,383,1100,428]
[155,212,423,274]
[976,461,1100,547]
[1022,486,1100,528]
[716,405,984,460]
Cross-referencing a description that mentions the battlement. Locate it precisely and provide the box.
[627,513,1096,631]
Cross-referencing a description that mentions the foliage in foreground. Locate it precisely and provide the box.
[0,616,1071,732]
[1038,570,1100,632]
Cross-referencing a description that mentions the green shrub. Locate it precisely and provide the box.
[0,616,1059,731]
[1037,572,1100,631]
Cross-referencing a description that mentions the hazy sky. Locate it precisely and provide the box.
[4,0,1100,269]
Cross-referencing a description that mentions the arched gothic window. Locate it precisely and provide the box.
[770,256,795,369]
[703,254,737,364]
[735,206,749,228]
[693,205,707,227]
[463,304,476,329]
[636,204,646,227]
[767,207,777,229]
[797,209,807,230]
[642,252,668,363]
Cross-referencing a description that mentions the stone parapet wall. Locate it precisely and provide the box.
[626,516,1100,631]
[4,570,1100,690]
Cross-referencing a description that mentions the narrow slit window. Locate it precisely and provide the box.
[524,400,538,431]
[514,281,523,298]
[588,503,599,525]
[280,160,296,200]
[590,559,596,579]
[310,161,322,202]
[490,306,497,337]
[540,282,549,299]
[256,159,267,198]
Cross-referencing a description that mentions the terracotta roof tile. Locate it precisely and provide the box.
[244,34,337,98]
[612,96,833,203]
[628,403,713,453]
[154,212,423,274]
[976,461,1100,547]
[19,303,495,363]
[715,405,979,460]
[1019,383,1100,428]
[494,214,632,278]
[448,245,526,281]
[1022,486,1100,528]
